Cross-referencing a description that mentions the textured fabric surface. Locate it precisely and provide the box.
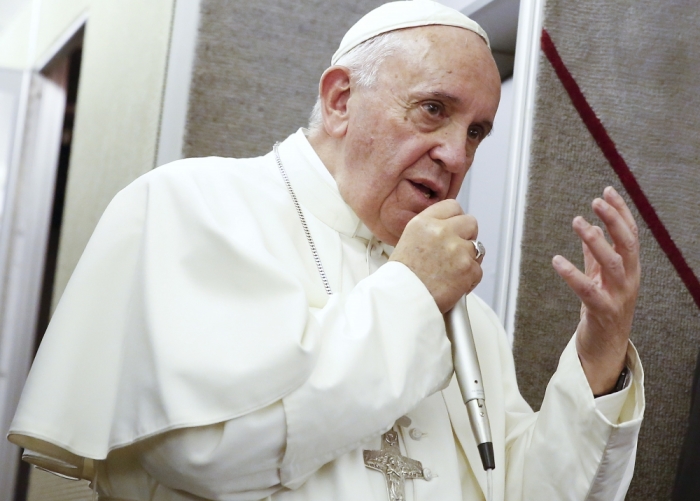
[512,1,700,499]
[184,0,386,159]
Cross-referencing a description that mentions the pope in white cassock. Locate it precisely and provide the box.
[8,2,645,500]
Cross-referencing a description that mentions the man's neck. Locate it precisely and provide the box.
[306,129,342,181]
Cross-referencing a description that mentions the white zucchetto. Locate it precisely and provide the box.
[331,0,490,65]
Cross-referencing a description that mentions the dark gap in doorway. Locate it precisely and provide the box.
[33,45,82,352]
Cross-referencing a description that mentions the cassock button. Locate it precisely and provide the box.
[409,428,426,440]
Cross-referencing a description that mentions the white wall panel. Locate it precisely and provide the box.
[457,78,514,316]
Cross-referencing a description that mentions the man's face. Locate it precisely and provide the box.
[334,26,501,245]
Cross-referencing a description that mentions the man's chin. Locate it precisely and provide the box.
[374,205,437,245]
[382,212,421,245]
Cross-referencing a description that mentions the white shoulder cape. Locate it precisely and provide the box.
[10,143,331,462]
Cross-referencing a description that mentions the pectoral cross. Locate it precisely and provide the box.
[363,430,425,501]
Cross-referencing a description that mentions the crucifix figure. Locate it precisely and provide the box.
[363,429,426,501]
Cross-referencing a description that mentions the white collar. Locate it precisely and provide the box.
[277,129,394,256]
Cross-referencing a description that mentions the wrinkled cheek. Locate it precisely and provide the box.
[379,186,421,235]
[362,135,375,149]
[393,181,427,212]
[349,130,375,162]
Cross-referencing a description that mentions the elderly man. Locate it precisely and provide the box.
[9,1,644,500]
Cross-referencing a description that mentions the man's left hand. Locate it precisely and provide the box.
[552,186,640,396]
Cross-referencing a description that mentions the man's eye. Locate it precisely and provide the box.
[468,126,484,141]
[422,102,443,116]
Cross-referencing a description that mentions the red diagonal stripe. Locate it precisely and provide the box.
[540,28,700,310]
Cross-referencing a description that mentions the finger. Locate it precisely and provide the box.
[443,215,482,263]
[444,213,478,241]
[421,199,464,220]
[601,188,640,270]
[572,216,625,282]
[450,233,484,265]
[581,237,600,278]
[603,186,638,236]
[591,197,639,270]
[552,255,608,310]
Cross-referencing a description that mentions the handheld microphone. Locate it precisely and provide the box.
[445,295,495,470]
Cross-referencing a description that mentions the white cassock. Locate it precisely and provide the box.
[9,129,645,501]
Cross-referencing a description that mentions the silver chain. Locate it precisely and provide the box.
[273,142,333,296]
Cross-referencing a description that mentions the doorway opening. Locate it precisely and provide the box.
[34,41,82,350]
[12,29,84,501]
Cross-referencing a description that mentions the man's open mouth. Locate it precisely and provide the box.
[410,181,436,199]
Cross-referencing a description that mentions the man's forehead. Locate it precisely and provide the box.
[375,30,501,123]
[332,0,489,65]
[378,28,499,92]
[394,24,489,56]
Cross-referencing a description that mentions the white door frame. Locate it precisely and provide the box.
[496,0,546,339]
[156,0,201,166]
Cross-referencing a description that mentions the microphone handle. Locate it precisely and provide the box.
[445,295,495,470]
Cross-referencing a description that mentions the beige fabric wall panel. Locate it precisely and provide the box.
[52,0,175,308]
[543,0,700,282]
[513,1,700,499]
[184,0,386,160]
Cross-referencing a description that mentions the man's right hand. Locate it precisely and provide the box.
[389,200,483,313]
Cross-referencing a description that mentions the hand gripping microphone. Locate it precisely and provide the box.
[445,295,495,470]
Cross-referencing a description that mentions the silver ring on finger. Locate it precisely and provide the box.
[471,240,485,261]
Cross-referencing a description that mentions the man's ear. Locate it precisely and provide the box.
[318,66,352,138]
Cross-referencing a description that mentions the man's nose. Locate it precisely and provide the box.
[429,124,472,175]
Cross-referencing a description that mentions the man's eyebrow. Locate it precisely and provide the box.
[426,91,461,104]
